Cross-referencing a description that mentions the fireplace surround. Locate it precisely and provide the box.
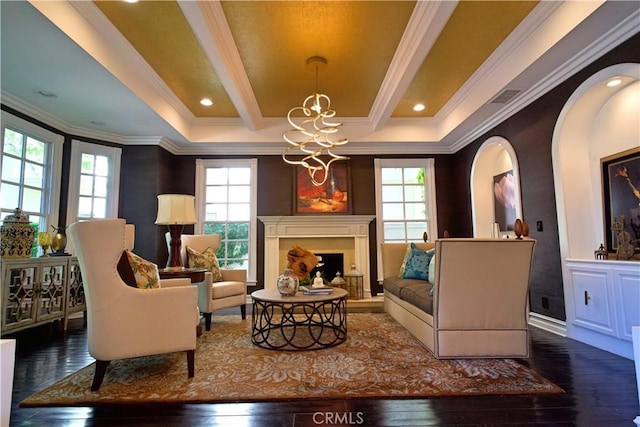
[258,216,375,297]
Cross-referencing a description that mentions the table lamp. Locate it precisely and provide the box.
[155,194,197,269]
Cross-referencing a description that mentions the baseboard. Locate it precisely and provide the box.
[528,312,567,337]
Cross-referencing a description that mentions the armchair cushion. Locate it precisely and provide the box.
[186,246,223,282]
[117,250,161,289]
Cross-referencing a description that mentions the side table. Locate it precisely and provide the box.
[158,267,206,283]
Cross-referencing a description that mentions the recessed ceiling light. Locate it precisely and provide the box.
[413,103,425,112]
[200,98,213,106]
[123,0,138,3]
[606,78,622,87]
[34,89,57,98]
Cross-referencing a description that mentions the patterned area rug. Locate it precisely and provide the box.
[21,313,563,406]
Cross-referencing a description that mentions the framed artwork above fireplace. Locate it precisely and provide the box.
[294,161,351,214]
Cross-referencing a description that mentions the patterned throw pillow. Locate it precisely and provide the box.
[401,243,435,281]
[187,246,223,282]
[123,250,160,289]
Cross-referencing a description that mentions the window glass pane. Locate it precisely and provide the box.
[3,130,23,155]
[206,204,227,221]
[227,240,248,260]
[383,222,405,241]
[226,258,248,269]
[229,185,250,203]
[94,176,108,197]
[1,155,21,182]
[24,162,43,188]
[382,185,403,202]
[404,185,424,202]
[403,168,423,184]
[407,222,428,240]
[207,168,227,185]
[382,203,404,220]
[405,203,426,220]
[381,168,402,184]
[93,198,106,218]
[206,186,227,203]
[78,197,92,216]
[95,156,109,176]
[228,168,250,185]
[81,154,95,174]
[79,175,94,196]
[203,222,225,235]
[25,137,45,164]
[0,183,20,208]
[229,203,250,221]
[227,222,249,239]
[22,187,42,212]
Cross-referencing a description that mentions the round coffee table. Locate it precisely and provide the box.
[250,288,347,350]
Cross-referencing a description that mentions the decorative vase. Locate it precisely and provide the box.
[522,220,530,237]
[0,208,36,258]
[277,268,299,296]
[38,231,52,257]
[50,226,68,255]
[514,218,523,239]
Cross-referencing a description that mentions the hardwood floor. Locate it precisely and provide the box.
[5,309,638,427]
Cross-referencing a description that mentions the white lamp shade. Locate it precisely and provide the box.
[155,194,197,225]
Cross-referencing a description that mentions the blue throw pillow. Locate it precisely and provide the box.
[401,244,435,281]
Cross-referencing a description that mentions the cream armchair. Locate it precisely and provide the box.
[68,219,199,391]
[168,233,247,331]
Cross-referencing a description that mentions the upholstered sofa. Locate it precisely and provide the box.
[381,238,536,359]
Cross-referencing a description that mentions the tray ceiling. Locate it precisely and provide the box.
[1,1,638,154]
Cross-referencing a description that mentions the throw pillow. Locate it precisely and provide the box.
[187,246,223,282]
[427,249,436,283]
[117,250,160,289]
[402,243,435,281]
[398,244,412,277]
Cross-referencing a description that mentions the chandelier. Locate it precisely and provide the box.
[282,56,349,187]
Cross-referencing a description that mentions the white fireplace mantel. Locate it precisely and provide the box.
[259,215,375,297]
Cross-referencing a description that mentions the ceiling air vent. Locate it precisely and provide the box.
[490,89,522,104]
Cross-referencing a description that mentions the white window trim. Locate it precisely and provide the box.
[195,158,258,286]
[1,111,64,229]
[374,158,438,281]
[66,140,121,226]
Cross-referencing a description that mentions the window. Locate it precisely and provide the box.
[66,140,121,224]
[374,158,438,243]
[195,159,257,284]
[0,111,63,234]
[374,158,437,282]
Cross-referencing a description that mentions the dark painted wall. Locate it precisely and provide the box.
[447,34,640,320]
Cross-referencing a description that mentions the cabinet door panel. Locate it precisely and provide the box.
[2,264,37,330]
[614,269,640,342]
[570,269,616,336]
[37,261,66,321]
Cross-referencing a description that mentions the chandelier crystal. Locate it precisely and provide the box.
[282,56,349,187]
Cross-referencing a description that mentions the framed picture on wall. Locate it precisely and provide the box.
[493,170,517,231]
[294,161,351,214]
[601,147,640,254]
